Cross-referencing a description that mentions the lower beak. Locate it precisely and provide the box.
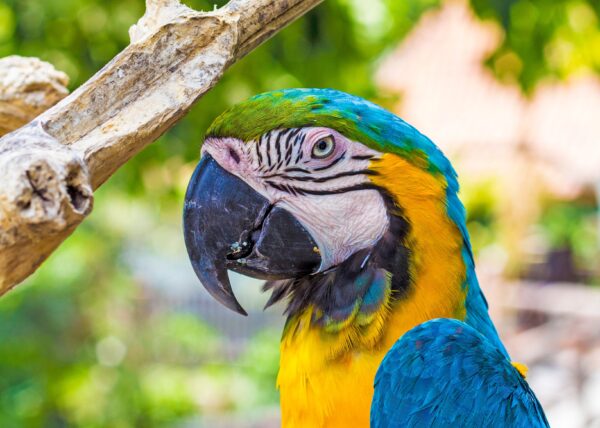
[183,154,321,315]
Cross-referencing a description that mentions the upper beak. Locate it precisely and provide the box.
[183,154,321,315]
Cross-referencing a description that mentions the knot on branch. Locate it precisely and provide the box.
[0,123,92,246]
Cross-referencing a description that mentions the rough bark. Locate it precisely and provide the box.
[0,56,69,137]
[0,0,323,295]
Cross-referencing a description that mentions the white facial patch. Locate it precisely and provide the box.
[277,189,389,271]
[202,127,389,272]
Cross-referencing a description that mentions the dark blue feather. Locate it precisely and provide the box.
[371,319,549,428]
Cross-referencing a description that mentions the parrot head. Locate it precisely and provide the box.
[183,88,466,321]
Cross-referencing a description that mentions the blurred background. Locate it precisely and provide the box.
[0,0,599,426]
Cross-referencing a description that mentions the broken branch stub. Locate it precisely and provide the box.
[0,56,69,137]
[0,0,323,295]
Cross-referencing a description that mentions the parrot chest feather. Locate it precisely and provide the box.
[277,155,471,427]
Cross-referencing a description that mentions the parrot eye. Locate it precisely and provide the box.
[311,136,335,159]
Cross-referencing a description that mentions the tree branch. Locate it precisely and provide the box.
[0,56,69,137]
[0,0,323,295]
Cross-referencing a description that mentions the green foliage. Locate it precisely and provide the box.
[470,0,600,92]
[539,200,599,268]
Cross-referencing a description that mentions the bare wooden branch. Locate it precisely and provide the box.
[0,56,69,137]
[0,0,323,295]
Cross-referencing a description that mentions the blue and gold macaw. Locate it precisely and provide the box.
[183,88,549,427]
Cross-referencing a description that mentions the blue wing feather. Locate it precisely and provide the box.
[371,318,549,428]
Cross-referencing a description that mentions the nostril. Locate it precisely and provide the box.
[226,231,254,260]
[229,148,240,164]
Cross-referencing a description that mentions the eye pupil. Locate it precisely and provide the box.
[311,136,335,159]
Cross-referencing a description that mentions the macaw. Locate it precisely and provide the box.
[182,88,549,427]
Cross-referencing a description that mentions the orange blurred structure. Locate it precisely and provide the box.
[376,0,600,196]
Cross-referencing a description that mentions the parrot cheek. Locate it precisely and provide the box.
[277,190,389,272]
[183,154,321,315]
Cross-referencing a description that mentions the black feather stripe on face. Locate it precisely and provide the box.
[255,128,382,202]
[263,190,411,329]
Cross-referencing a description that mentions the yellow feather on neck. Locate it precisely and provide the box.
[278,153,467,428]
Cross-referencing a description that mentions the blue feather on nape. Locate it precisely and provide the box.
[371,318,549,428]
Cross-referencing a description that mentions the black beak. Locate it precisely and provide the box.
[183,154,321,315]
